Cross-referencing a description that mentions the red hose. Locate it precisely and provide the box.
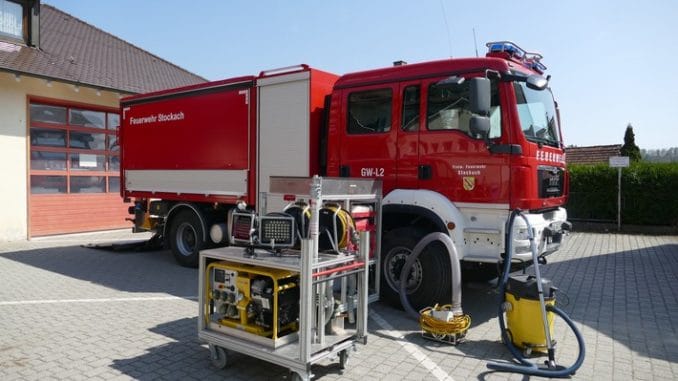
[312,262,365,278]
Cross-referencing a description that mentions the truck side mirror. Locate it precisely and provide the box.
[526,75,548,91]
[470,115,490,138]
[470,77,491,116]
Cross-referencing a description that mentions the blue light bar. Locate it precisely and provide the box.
[486,41,547,73]
[487,41,526,59]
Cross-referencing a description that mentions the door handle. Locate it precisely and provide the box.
[418,165,432,180]
[339,165,350,177]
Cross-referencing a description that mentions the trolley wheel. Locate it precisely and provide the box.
[339,349,349,370]
[290,371,304,381]
[210,345,228,369]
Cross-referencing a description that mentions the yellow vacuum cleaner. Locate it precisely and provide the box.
[487,210,585,378]
[504,274,556,354]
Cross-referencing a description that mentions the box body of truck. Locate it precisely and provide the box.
[120,67,339,265]
[122,68,337,204]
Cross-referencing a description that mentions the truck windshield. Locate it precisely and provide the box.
[514,82,561,148]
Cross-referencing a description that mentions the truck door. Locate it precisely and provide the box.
[395,82,422,189]
[417,76,510,204]
[335,84,397,191]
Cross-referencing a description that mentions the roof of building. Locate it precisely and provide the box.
[0,4,206,93]
[565,144,622,165]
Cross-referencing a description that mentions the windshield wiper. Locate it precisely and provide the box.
[527,136,559,147]
[524,125,559,147]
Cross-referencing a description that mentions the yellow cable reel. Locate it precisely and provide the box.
[319,203,355,251]
[419,304,471,344]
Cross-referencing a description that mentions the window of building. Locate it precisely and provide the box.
[29,102,121,194]
[0,0,40,46]
[347,89,392,134]
[30,104,67,124]
[0,0,24,41]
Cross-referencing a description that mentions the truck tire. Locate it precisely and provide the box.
[380,227,451,311]
[168,209,204,267]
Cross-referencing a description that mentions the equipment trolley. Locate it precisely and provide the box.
[198,176,381,380]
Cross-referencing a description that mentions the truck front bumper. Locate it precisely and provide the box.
[511,207,570,263]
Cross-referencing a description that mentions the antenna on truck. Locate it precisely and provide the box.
[439,0,453,57]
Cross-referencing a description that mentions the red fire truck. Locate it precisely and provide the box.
[120,41,569,307]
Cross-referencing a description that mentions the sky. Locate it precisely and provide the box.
[44,0,678,149]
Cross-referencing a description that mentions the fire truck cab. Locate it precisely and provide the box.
[326,42,569,306]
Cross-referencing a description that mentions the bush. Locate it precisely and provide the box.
[567,162,678,226]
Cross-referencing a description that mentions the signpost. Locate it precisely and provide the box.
[609,156,630,231]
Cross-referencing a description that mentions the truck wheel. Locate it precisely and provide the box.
[168,209,204,267]
[380,228,451,310]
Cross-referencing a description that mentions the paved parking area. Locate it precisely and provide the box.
[1,231,677,380]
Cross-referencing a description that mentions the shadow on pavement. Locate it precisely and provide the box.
[538,243,678,364]
[454,243,678,365]
[0,244,197,298]
[110,317,297,380]
[371,242,678,367]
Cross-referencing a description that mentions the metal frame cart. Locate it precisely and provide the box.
[198,176,382,380]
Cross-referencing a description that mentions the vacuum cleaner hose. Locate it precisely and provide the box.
[487,210,585,378]
[488,304,586,377]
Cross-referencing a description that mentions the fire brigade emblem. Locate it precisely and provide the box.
[463,176,475,191]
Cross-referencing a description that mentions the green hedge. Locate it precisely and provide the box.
[567,162,678,226]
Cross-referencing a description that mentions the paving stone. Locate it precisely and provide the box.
[1,231,677,380]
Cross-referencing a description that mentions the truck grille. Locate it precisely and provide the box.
[538,166,564,198]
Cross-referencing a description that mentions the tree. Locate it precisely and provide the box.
[621,123,641,162]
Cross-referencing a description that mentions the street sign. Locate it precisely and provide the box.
[609,156,630,168]
[608,156,629,231]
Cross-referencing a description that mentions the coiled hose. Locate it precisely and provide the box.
[487,210,585,378]
[398,233,471,336]
[419,304,471,337]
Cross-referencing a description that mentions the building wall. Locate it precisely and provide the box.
[0,72,123,241]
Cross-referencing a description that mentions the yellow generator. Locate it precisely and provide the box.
[504,274,556,353]
[204,261,299,343]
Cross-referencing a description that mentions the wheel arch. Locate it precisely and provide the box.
[164,203,208,242]
[382,204,447,234]
[382,189,466,255]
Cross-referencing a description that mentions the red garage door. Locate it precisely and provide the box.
[28,99,130,237]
